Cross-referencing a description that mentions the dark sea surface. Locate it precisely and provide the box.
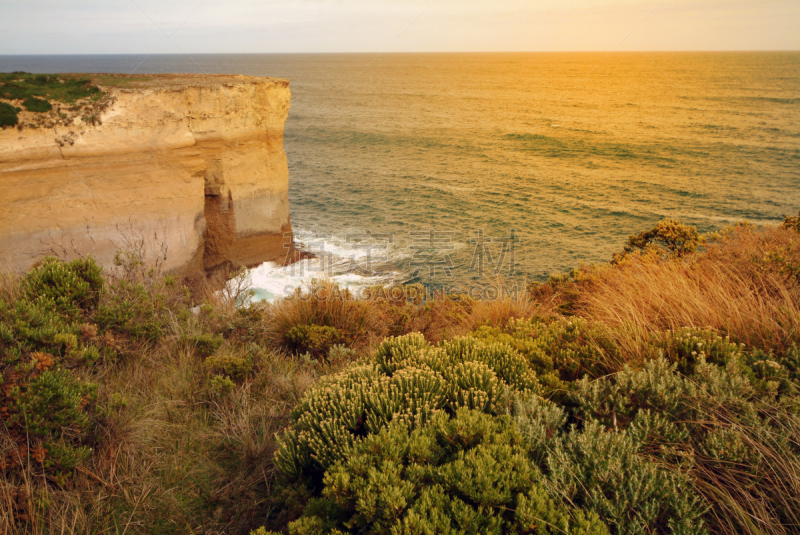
[2,53,799,298]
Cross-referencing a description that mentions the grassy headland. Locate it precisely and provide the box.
[1,214,799,534]
[0,72,151,129]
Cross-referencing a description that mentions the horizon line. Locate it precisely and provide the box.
[2,49,799,56]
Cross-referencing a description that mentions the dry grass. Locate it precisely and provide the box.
[686,396,800,535]
[576,226,800,359]
[1,347,319,534]
[262,276,560,354]
[0,261,21,303]
[0,266,320,535]
[265,280,384,351]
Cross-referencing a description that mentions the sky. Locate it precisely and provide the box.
[0,0,798,55]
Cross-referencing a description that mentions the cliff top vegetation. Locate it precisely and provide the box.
[0,212,798,535]
[0,72,153,129]
[0,72,287,129]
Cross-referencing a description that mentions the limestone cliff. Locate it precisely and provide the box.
[0,73,295,274]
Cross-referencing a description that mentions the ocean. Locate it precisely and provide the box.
[2,52,799,300]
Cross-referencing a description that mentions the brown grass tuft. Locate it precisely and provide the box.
[577,226,800,359]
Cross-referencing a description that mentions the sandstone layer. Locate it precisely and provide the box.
[0,73,296,274]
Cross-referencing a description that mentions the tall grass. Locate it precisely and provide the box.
[578,226,800,359]
[686,395,800,535]
[262,277,555,354]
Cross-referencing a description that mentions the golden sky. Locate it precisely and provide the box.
[1,0,798,54]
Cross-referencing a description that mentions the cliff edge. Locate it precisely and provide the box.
[0,73,296,274]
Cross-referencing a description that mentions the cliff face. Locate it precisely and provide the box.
[0,74,295,274]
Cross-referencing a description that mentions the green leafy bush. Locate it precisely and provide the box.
[653,327,744,375]
[0,257,107,477]
[95,280,172,343]
[22,96,52,112]
[470,317,619,391]
[204,353,252,381]
[273,330,800,535]
[285,324,345,359]
[272,335,623,533]
[781,209,800,233]
[273,333,718,534]
[0,101,19,127]
[533,416,708,535]
[0,298,77,359]
[568,356,800,534]
[23,256,104,317]
[187,332,225,358]
[14,368,96,436]
[286,410,609,535]
[0,72,104,103]
[274,334,540,485]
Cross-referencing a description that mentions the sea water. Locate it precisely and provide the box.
[2,52,799,299]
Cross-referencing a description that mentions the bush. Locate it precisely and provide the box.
[0,257,106,478]
[285,324,344,359]
[187,332,225,358]
[471,317,620,392]
[286,410,609,535]
[273,334,717,534]
[0,72,106,104]
[568,356,800,534]
[654,327,744,375]
[14,368,96,437]
[0,298,78,359]
[781,209,800,233]
[95,279,177,344]
[204,353,252,381]
[530,414,708,535]
[22,96,52,113]
[274,334,540,485]
[0,101,19,127]
[613,219,704,263]
[268,281,380,352]
[23,256,104,317]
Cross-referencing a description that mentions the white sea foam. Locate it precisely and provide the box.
[243,228,406,303]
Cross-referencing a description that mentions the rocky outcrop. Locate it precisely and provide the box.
[0,74,296,274]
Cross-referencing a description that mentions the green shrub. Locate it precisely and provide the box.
[0,296,107,372]
[187,332,225,358]
[44,440,93,475]
[0,265,103,478]
[781,209,800,232]
[274,331,800,535]
[23,256,104,317]
[285,324,344,359]
[285,410,609,535]
[22,96,52,112]
[209,375,237,398]
[0,101,19,127]
[14,368,96,436]
[568,356,800,534]
[274,334,540,485]
[542,418,707,534]
[204,353,252,380]
[326,344,357,364]
[0,72,105,104]
[654,327,744,375]
[738,345,799,397]
[471,317,619,391]
[0,298,77,359]
[95,280,171,343]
